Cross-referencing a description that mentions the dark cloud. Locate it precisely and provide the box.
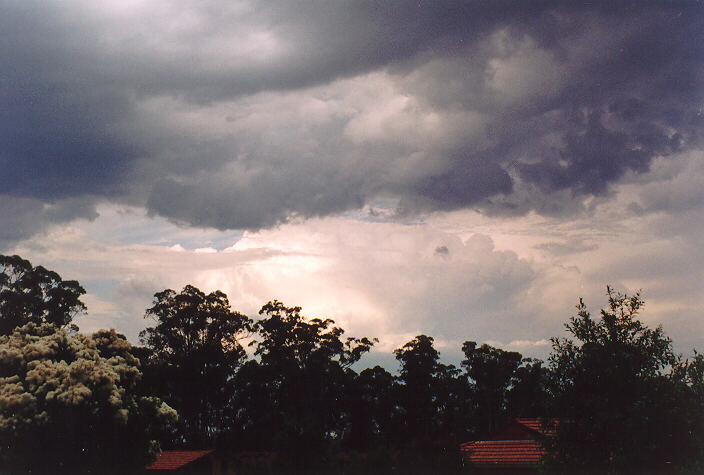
[434,245,449,257]
[1,0,702,235]
[0,196,98,250]
[0,3,142,202]
[517,112,675,196]
[406,152,513,211]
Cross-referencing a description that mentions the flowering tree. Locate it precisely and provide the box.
[0,323,176,473]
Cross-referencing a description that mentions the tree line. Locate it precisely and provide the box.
[0,254,702,473]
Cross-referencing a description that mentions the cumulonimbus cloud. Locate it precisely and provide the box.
[1,1,702,244]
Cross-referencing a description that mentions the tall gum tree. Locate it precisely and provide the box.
[139,285,252,447]
[0,254,86,335]
[232,300,375,469]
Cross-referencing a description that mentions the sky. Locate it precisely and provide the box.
[2,0,703,367]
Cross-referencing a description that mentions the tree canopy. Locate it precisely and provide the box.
[138,285,251,447]
[1,254,702,472]
[393,335,468,470]
[0,255,85,335]
[230,300,376,469]
[462,341,522,435]
[0,323,176,473]
[547,287,703,471]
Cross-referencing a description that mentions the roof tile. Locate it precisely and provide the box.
[515,418,558,436]
[146,450,214,470]
[461,440,545,466]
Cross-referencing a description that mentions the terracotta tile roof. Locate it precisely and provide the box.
[515,418,558,436]
[460,440,545,466]
[146,450,214,470]
[460,419,561,467]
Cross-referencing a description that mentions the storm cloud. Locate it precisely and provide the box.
[1,0,702,242]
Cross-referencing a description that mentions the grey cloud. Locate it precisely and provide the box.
[534,238,599,257]
[404,152,513,212]
[516,112,673,196]
[0,196,98,249]
[1,1,702,235]
[396,3,703,216]
[1,4,143,201]
[632,152,704,215]
[146,146,369,230]
[434,245,449,256]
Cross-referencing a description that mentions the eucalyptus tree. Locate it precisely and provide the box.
[233,300,375,469]
[393,335,467,470]
[461,341,522,435]
[0,254,85,335]
[139,285,251,447]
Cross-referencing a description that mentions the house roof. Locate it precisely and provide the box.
[514,418,558,437]
[460,440,545,466]
[460,418,560,467]
[146,450,215,470]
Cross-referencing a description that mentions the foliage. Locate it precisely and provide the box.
[506,357,549,419]
[394,334,443,440]
[663,350,704,471]
[462,341,522,435]
[546,286,701,471]
[253,300,376,370]
[139,285,251,447]
[393,335,468,470]
[231,300,375,469]
[2,254,700,472]
[344,365,399,452]
[0,254,85,335]
[0,323,176,473]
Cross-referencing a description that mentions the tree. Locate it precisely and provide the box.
[462,341,522,435]
[394,335,442,441]
[659,351,704,472]
[232,300,375,469]
[344,365,399,453]
[0,254,85,335]
[0,323,176,473]
[252,300,375,371]
[547,286,702,471]
[139,285,251,447]
[393,335,467,469]
[506,357,549,419]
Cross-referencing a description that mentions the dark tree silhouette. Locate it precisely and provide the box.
[0,254,85,335]
[462,341,522,436]
[506,357,549,419]
[344,365,399,453]
[393,335,466,470]
[139,285,251,447]
[546,286,701,471]
[231,300,375,469]
[394,335,443,441]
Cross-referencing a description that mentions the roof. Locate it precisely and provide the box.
[485,418,558,442]
[146,450,215,470]
[460,440,545,466]
[460,418,560,467]
[514,418,558,437]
